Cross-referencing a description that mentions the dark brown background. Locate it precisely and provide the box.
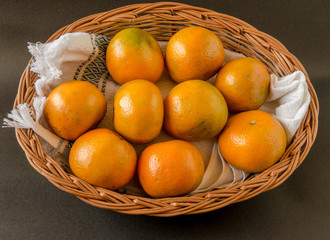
[1,0,329,239]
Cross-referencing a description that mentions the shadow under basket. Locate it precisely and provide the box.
[15,2,319,216]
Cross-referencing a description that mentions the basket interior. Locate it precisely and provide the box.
[16,3,318,216]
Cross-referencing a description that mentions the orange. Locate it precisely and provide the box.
[164,80,228,141]
[44,81,106,140]
[138,140,204,198]
[215,57,270,112]
[106,28,164,84]
[165,26,225,83]
[114,79,164,144]
[69,128,137,190]
[218,110,287,173]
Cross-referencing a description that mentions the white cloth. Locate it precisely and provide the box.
[3,33,310,196]
[259,71,310,142]
[29,33,94,97]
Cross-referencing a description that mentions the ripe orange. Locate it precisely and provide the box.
[44,81,106,140]
[215,57,270,112]
[114,79,164,144]
[106,28,164,84]
[164,80,228,141]
[69,128,137,190]
[165,26,225,83]
[137,140,204,198]
[218,110,287,173]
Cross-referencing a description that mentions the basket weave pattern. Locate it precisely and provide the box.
[15,2,319,216]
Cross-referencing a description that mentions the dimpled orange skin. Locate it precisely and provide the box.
[218,110,287,173]
[69,129,137,190]
[138,140,204,198]
[215,57,270,112]
[164,80,228,141]
[106,28,164,85]
[114,79,164,144]
[165,26,225,83]
[44,81,107,140]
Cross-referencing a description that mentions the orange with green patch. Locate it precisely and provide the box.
[164,80,228,141]
[106,28,164,84]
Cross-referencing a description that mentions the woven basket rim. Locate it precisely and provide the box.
[14,2,319,217]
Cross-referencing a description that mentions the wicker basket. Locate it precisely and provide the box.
[15,2,319,216]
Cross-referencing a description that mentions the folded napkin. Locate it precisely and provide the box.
[3,32,310,196]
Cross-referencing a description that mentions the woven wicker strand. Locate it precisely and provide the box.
[14,2,319,216]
